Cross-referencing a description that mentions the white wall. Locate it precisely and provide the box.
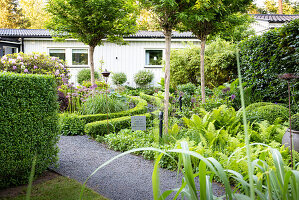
[23,38,200,87]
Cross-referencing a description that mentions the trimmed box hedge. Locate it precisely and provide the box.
[85,113,154,138]
[139,92,164,110]
[0,72,59,189]
[78,96,147,123]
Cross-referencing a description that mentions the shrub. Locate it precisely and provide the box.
[291,113,299,130]
[77,69,100,84]
[177,83,197,96]
[58,113,85,135]
[239,19,299,107]
[79,93,129,115]
[170,39,236,89]
[245,102,288,124]
[134,70,154,87]
[0,72,59,188]
[85,113,153,138]
[57,90,69,112]
[112,72,127,86]
[0,52,69,86]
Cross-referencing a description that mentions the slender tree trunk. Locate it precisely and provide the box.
[278,0,283,14]
[89,45,96,91]
[200,37,206,103]
[164,30,171,135]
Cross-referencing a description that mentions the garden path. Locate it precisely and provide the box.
[51,135,225,200]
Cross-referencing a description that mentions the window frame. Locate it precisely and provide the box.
[71,48,89,66]
[48,48,66,61]
[144,48,164,68]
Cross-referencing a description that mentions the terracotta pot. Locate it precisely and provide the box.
[282,128,299,152]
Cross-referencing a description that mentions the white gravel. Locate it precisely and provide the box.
[51,135,225,200]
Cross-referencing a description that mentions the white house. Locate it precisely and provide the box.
[251,14,299,35]
[1,14,298,85]
[0,29,199,86]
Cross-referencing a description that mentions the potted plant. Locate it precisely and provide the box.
[282,113,299,152]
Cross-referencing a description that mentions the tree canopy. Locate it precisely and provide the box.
[0,0,30,28]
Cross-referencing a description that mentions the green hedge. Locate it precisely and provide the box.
[78,96,147,123]
[139,92,163,110]
[58,113,85,135]
[85,113,154,138]
[0,72,59,188]
[245,102,288,124]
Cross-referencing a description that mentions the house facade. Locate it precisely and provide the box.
[251,14,299,35]
[0,29,199,86]
[1,14,298,85]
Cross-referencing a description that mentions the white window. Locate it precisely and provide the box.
[49,49,65,61]
[72,49,88,65]
[145,50,163,66]
[3,46,18,55]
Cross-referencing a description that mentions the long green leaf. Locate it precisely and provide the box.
[153,153,164,200]
[199,160,207,200]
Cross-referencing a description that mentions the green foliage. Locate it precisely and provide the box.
[79,96,147,123]
[124,86,158,96]
[111,72,127,86]
[58,113,85,136]
[177,83,196,95]
[245,102,288,124]
[85,113,152,138]
[80,93,129,115]
[0,72,59,188]
[291,113,299,130]
[134,70,154,87]
[139,92,164,110]
[0,52,69,86]
[239,19,299,108]
[170,39,237,88]
[46,0,138,46]
[77,69,100,84]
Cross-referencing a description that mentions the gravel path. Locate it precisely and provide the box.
[51,135,225,200]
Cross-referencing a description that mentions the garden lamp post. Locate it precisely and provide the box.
[102,69,111,135]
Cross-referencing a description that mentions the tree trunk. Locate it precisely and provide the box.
[200,37,206,103]
[89,45,96,91]
[278,0,283,14]
[164,30,171,135]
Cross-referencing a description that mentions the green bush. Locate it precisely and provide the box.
[239,19,299,108]
[80,93,129,115]
[58,113,85,135]
[245,103,288,124]
[291,113,299,130]
[112,72,127,86]
[139,92,164,110]
[85,113,153,138]
[77,69,100,84]
[0,72,59,188]
[134,70,154,87]
[0,52,69,86]
[170,39,236,89]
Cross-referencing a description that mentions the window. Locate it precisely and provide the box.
[145,50,162,66]
[49,49,65,61]
[4,46,18,55]
[72,49,88,65]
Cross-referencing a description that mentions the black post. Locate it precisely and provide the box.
[159,111,163,138]
[179,96,182,111]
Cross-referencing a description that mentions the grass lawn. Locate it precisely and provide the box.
[0,175,108,200]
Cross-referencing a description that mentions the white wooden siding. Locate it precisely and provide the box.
[23,38,200,86]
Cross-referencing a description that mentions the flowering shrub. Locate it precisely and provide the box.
[0,52,70,86]
[134,70,154,87]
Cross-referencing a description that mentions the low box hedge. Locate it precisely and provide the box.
[139,92,164,110]
[0,72,59,188]
[78,96,147,123]
[85,113,155,138]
